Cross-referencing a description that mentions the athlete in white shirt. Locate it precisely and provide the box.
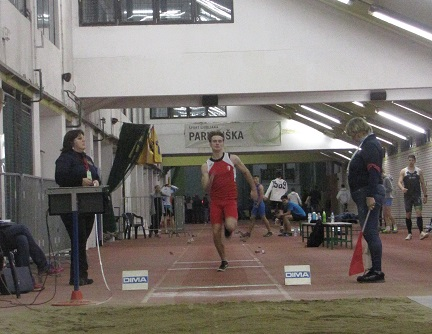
[264,173,288,224]
[287,188,302,206]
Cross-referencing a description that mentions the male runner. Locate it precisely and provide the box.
[201,130,257,272]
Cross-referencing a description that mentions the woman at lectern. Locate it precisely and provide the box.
[55,129,101,286]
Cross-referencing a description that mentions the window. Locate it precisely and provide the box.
[79,0,233,26]
[150,108,170,118]
[8,0,28,17]
[2,85,33,175]
[196,0,233,22]
[37,0,59,46]
[120,0,154,23]
[150,106,227,119]
[159,0,192,23]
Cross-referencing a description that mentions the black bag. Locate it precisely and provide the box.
[307,219,324,247]
[0,266,33,295]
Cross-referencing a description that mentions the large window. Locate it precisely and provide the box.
[8,0,28,17]
[79,0,233,26]
[150,106,227,119]
[2,86,33,175]
[37,0,59,46]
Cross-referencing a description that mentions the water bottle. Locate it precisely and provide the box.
[307,213,312,223]
[331,212,335,223]
[312,212,317,221]
[294,228,298,237]
[322,211,327,223]
[317,213,321,221]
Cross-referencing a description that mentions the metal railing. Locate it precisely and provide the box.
[123,195,185,235]
[0,173,70,254]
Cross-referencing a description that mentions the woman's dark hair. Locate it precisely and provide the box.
[61,129,84,152]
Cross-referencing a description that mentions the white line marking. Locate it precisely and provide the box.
[151,288,284,298]
[242,243,293,300]
[174,259,257,264]
[168,265,263,271]
[157,283,278,290]
[142,243,192,304]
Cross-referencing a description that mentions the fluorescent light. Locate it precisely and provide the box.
[320,152,332,158]
[323,103,351,115]
[275,104,284,109]
[352,101,365,107]
[369,5,432,42]
[295,113,333,130]
[336,0,351,4]
[392,102,432,121]
[300,105,341,124]
[377,110,426,134]
[333,152,351,161]
[368,122,407,140]
[376,136,393,145]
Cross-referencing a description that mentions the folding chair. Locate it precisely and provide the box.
[122,212,146,239]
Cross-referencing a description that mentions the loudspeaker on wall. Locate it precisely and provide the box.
[370,91,387,101]
[202,95,218,107]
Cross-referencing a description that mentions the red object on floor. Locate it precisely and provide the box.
[52,290,94,306]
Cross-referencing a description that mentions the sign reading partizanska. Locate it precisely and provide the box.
[185,121,281,148]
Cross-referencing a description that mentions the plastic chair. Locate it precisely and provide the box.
[122,212,146,239]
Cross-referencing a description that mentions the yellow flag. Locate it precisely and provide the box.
[151,126,162,163]
[136,130,154,165]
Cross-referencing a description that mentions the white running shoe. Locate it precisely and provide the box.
[420,231,429,240]
[405,233,412,240]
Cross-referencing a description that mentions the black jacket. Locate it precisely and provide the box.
[348,133,383,196]
[55,150,100,187]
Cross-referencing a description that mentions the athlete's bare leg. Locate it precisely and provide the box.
[212,223,225,260]
[282,216,292,233]
[247,216,256,235]
[262,216,272,233]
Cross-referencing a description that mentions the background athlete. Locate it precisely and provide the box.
[241,175,273,239]
[264,173,288,226]
[398,154,428,240]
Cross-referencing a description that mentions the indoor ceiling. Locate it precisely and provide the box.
[263,0,432,162]
[77,0,432,164]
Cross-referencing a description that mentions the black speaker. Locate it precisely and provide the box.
[202,95,218,107]
[370,91,387,101]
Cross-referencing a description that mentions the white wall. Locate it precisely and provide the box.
[71,0,432,104]
[0,1,33,80]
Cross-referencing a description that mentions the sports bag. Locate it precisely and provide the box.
[307,219,324,247]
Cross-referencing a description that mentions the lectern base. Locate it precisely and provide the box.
[52,290,94,306]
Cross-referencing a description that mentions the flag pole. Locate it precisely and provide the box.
[349,209,371,276]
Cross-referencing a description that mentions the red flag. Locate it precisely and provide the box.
[348,210,371,276]
[349,231,364,276]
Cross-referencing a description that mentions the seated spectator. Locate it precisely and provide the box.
[277,195,307,237]
[0,222,63,291]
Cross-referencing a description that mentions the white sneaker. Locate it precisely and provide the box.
[405,234,412,240]
[420,231,429,240]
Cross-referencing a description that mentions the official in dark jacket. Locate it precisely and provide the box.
[346,117,385,283]
[55,129,101,286]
